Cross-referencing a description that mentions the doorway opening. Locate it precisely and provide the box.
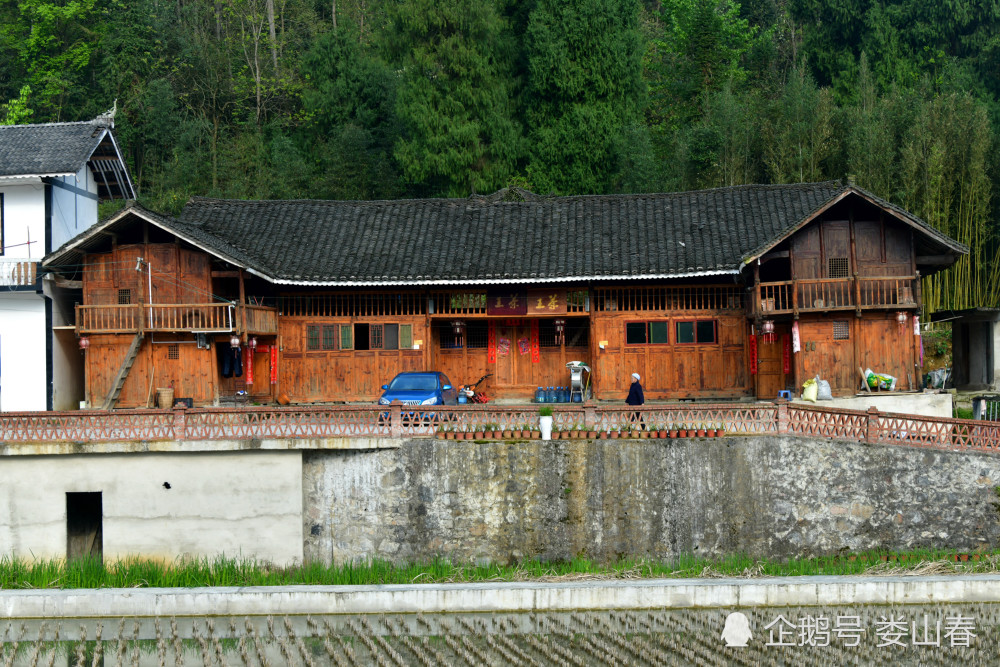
[66,491,103,562]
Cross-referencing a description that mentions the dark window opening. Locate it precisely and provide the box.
[67,492,102,562]
[625,322,648,345]
[466,322,488,348]
[696,320,717,343]
[677,320,718,344]
[539,320,559,347]
[354,323,371,350]
[565,319,589,347]
[833,321,850,340]
[117,289,131,305]
[829,257,850,278]
[167,344,179,359]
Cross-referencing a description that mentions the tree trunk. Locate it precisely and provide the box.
[332,0,337,30]
[266,0,278,71]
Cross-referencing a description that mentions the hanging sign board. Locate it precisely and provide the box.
[270,345,278,385]
[749,334,758,375]
[486,289,527,316]
[526,289,567,315]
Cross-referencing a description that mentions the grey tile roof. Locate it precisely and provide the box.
[0,120,112,177]
[173,182,856,284]
[45,181,968,285]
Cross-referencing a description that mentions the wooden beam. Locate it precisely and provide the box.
[760,250,789,263]
[915,255,956,265]
[54,277,83,289]
[211,270,241,278]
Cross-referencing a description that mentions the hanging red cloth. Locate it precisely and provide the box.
[244,346,254,385]
[487,321,497,363]
[749,333,758,375]
[530,320,540,363]
[270,345,278,385]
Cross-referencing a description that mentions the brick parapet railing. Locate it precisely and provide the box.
[1,402,998,456]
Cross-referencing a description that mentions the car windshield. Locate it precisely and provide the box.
[387,375,438,392]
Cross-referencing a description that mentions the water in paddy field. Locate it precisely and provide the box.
[2,604,998,666]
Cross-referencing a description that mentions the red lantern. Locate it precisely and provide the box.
[761,319,776,344]
[896,311,907,333]
[249,336,258,351]
[78,336,90,350]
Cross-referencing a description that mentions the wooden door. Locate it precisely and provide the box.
[756,325,790,399]
[797,319,856,395]
[494,323,529,389]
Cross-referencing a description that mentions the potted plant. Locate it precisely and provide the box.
[539,407,554,440]
[678,424,688,438]
[696,422,706,437]
[521,423,532,439]
[669,423,678,438]
[587,426,597,439]
[503,426,512,439]
[609,427,620,439]
[705,424,716,437]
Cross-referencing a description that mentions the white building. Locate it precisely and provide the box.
[0,114,134,411]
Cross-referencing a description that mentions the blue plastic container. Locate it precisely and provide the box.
[546,386,555,402]
[560,386,569,403]
[535,386,545,403]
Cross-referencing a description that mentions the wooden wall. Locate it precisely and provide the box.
[796,313,918,396]
[591,312,750,400]
[279,318,429,402]
[86,334,217,408]
[84,243,212,305]
[791,217,915,280]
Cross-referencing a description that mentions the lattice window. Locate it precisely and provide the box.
[400,324,413,349]
[279,292,425,317]
[369,324,384,349]
[828,257,850,278]
[321,325,338,350]
[594,286,743,312]
[466,322,488,348]
[117,289,131,305]
[833,321,850,340]
[306,325,320,350]
[167,344,179,359]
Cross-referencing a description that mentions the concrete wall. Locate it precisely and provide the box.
[792,392,953,418]
[303,437,1000,565]
[50,166,99,250]
[0,451,303,565]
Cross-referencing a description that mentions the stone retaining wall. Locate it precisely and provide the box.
[303,436,1000,564]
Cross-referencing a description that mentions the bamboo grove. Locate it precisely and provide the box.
[1,0,998,311]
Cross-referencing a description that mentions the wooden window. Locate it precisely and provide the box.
[676,320,718,344]
[167,344,179,359]
[321,325,338,350]
[400,324,413,349]
[833,321,850,340]
[340,325,353,350]
[369,323,383,349]
[466,322,488,348]
[649,321,669,344]
[306,325,320,350]
[828,257,850,278]
[382,323,398,350]
[118,289,132,305]
[625,322,648,345]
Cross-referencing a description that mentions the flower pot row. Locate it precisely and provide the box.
[437,430,540,440]
[435,427,728,440]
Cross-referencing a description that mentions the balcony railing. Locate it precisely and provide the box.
[0,259,37,287]
[754,276,917,317]
[2,403,999,458]
[76,303,279,335]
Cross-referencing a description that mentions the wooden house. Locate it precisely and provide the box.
[41,182,966,408]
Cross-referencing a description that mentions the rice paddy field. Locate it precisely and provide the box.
[2,603,999,666]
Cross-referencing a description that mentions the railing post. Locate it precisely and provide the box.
[584,403,596,430]
[390,403,403,438]
[172,408,187,441]
[865,406,879,443]
[775,398,788,434]
[854,272,862,316]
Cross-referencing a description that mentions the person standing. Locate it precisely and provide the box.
[626,372,645,429]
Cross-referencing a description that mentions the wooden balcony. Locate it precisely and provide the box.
[754,276,917,318]
[77,303,279,335]
[0,259,37,287]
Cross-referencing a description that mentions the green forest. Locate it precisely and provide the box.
[2,0,999,311]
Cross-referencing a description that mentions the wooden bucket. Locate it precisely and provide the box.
[156,387,175,409]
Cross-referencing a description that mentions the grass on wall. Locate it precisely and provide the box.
[1,549,998,589]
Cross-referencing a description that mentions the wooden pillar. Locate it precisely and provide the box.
[238,269,247,339]
[588,285,597,400]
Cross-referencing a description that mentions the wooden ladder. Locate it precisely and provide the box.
[101,332,145,410]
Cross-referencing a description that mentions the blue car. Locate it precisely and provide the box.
[378,372,459,406]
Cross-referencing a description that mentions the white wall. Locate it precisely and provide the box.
[0,451,304,565]
[50,166,99,251]
[0,292,47,411]
[0,180,45,258]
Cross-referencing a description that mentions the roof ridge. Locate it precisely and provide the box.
[184,182,847,208]
[0,119,102,129]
